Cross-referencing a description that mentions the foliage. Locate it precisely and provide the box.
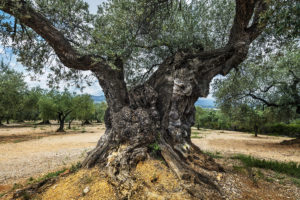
[38,93,57,122]
[262,123,300,138]
[195,107,230,130]
[94,102,108,123]
[194,106,300,137]
[72,94,95,122]
[0,61,27,123]
[70,161,82,173]
[213,47,300,120]
[232,154,300,179]
[19,87,44,121]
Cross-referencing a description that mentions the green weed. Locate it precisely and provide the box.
[36,169,67,182]
[291,178,300,187]
[204,151,223,158]
[70,162,82,173]
[232,165,246,173]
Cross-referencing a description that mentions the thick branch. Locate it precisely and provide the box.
[247,93,280,107]
[0,0,99,71]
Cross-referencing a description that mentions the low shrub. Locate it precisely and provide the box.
[263,123,300,138]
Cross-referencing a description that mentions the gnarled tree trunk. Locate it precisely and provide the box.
[0,0,268,198]
[82,45,250,198]
[81,0,268,197]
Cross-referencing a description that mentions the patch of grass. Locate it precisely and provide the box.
[291,178,300,187]
[265,177,275,183]
[0,193,6,198]
[204,151,223,159]
[232,154,300,178]
[274,173,285,180]
[232,165,246,173]
[70,162,82,173]
[191,135,203,139]
[26,177,35,185]
[148,142,164,160]
[72,126,80,131]
[36,168,67,182]
[256,170,265,179]
[12,183,23,190]
[81,127,86,133]
[13,139,26,143]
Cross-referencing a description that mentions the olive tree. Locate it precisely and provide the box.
[73,94,95,125]
[0,0,297,197]
[0,61,27,125]
[94,102,108,123]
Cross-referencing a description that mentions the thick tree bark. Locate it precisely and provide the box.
[6,118,9,124]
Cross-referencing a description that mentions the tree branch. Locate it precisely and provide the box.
[0,0,100,71]
[247,93,279,107]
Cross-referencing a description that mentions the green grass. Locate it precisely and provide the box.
[70,162,82,173]
[204,151,223,158]
[191,135,203,139]
[232,165,246,173]
[232,154,300,178]
[35,168,67,183]
[0,193,6,198]
[291,178,300,187]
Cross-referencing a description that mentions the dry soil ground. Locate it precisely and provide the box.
[0,123,299,199]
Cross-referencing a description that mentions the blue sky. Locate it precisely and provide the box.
[0,0,215,99]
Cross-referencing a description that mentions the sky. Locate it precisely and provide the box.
[0,0,215,99]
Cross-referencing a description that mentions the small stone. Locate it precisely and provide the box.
[83,186,90,194]
[217,173,222,181]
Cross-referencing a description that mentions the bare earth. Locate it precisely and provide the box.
[0,124,299,185]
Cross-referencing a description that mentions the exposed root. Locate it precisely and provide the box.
[160,142,225,199]
[13,178,57,199]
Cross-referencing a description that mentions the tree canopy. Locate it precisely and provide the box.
[0,0,298,87]
[0,61,27,124]
[213,46,300,120]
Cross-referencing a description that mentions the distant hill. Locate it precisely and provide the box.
[195,98,216,108]
[91,95,216,108]
[91,95,106,103]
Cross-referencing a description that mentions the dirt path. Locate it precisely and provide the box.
[0,125,105,184]
[0,125,299,185]
[192,128,300,163]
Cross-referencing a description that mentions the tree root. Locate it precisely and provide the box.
[13,178,57,199]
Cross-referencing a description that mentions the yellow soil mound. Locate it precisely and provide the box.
[41,160,192,200]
